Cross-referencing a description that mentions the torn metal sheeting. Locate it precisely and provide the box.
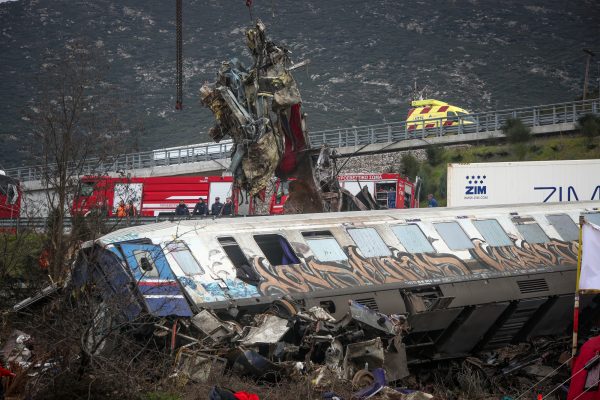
[240,314,291,346]
[347,300,401,335]
[191,309,238,343]
[176,350,226,383]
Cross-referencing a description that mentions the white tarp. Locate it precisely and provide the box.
[579,222,600,290]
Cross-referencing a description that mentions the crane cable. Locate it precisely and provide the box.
[175,0,183,110]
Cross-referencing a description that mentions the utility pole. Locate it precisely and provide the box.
[582,49,595,100]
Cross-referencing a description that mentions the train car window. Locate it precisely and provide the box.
[132,250,160,278]
[472,219,512,247]
[434,222,474,250]
[515,223,549,244]
[391,224,434,253]
[217,237,260,285]
[584,213,600,226]
[547,214,579,241]
[348,228,391,257]
[254,234,300,266]
[165,242,205,275]
[302,231,347,262]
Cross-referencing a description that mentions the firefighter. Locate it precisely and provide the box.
[211,197,223,216]
[193,197,208,216]
[175,200,189,216]
[222,197,233,216]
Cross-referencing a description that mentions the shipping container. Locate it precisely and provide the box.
[447,160,600,207]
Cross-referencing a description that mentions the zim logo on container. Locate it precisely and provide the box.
[465,175,487,195]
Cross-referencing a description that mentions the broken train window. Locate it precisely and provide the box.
[472,219,512,247]
[301,231,347,262]
[391,224,434,253]
[434,221,474,251]
[165,242,205,276]
[217,236,260,285]
[132,249,160,278]
[253,234,300,266]
[347,227,391,258]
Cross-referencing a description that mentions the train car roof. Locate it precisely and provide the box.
[97,201,600,245]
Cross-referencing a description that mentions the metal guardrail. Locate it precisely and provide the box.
[5,99,599,183]
[0,215,241,231]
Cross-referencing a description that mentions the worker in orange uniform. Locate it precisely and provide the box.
[116,200,127,218]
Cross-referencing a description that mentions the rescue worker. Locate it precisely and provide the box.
[116,200,127,217]
[211,197,223,216]
[126,200,137,217]
[427,194,438,208]
[193,197,208,216]
[222,197,233,216]
[175,200,189,216]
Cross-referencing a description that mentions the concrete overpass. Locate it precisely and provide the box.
[7,98,599,216]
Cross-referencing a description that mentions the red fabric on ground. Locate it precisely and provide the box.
[568,336,600,400]
[234,392,260,400]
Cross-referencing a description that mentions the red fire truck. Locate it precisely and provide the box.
[72,176,236,217]
[270,173,417,215]
[0,172,21,219]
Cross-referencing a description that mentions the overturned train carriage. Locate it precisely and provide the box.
[73,202,600,362]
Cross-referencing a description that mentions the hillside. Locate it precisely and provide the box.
[1,0,599,167]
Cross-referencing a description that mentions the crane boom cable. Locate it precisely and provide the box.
[175,0,183,110]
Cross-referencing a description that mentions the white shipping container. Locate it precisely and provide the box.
[447,160,600,207]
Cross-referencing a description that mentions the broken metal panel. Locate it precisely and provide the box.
[240,314,291,346]
[346,300,400,336]
[175,350,226,384]
[191,309,239,343]
[342,337,384,380]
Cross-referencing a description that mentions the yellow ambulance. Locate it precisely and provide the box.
[406,99,475,130]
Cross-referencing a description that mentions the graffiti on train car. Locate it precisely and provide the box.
[469,238,578,272]
[249,238,578,297]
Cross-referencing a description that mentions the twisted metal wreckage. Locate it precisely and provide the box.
[199,21,378,214]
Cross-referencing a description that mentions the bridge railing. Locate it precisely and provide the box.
[5,99,599,183]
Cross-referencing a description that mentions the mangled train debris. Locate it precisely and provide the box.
[200,21,380,214]
[166,300,409,386]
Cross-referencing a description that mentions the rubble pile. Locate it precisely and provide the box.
[164,300,435,399]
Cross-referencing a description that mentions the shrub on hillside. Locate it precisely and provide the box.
[502,118,531,144]
[578,114,600,141]
[426,145,446,166]
[400,153,420,180]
